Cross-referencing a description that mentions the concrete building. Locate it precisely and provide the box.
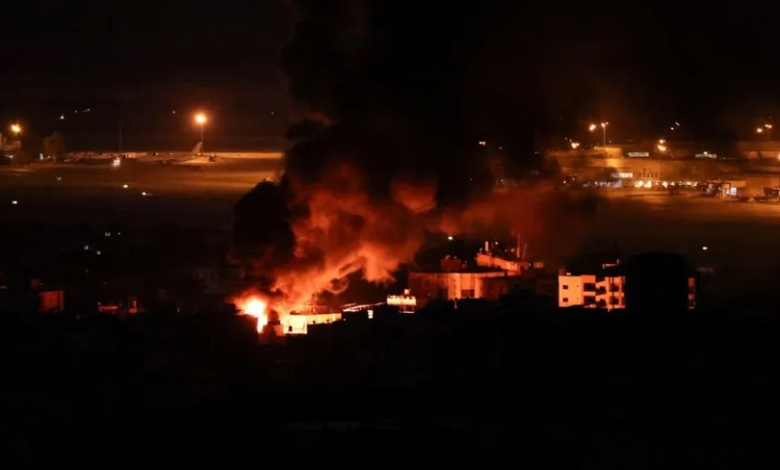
[559,263,626,310]
[280,312,342,335]
[387,289,417,313]
[408,270,508,307]
[559,258,696,311]
[735,141,780,160]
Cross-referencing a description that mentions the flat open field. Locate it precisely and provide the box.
[0,158,282,229]
[0,162,776,305]
[591,193,780,304]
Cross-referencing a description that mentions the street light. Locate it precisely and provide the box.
[589,122,608,146]
[766,123,773,141]
[10,123,22,136]
[194,113,207,154]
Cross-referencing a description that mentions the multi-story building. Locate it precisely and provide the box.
[558,263,625,310]
[559,259,697,311]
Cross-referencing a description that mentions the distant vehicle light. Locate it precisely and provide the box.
[702,246,708,251]
[122,184,128,189]
[11,200,18,205]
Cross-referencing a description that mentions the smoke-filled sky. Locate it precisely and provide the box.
[2,0,779,147]
[231,0,618,314]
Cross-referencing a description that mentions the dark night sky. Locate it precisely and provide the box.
[1,1,294,150]
[1,1,780,150]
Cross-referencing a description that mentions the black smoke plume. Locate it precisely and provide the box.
[230,1,600,313]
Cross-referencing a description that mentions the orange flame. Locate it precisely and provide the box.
[235,296,268,333]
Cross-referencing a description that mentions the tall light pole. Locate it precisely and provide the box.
[195,113,207,154]
[589,122,608,146]
[9,124,22,151]
[766,123,773,141]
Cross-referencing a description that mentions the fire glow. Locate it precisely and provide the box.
[235,296,269,333]
[230,164,597,338]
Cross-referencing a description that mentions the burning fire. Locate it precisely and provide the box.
[231,164,597,336]
[235,296,269,333]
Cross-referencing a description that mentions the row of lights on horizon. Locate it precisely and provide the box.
[4,112,209,149]
[571,120,774,149]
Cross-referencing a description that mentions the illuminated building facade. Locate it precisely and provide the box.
[387,289,417,313]
[272,312,342,335]
[558,265,625,310]
[559,261,696,311]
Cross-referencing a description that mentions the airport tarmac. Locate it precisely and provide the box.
[0,158,282,228]
[0,162,778,306]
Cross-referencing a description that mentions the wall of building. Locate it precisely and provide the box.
[552,154,742,181]
[408,271,508,307]
[282,312,342,335]
[475,253,522,274]
[559,273,625,310]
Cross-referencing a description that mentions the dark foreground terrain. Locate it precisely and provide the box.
[1,303,778,466]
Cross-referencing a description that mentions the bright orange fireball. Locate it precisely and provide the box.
[237,297,268,333]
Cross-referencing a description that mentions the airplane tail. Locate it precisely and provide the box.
[192,142,202,155]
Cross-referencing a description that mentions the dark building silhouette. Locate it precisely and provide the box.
[625,252,690,312]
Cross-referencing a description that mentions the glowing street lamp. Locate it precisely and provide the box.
[589,122,608,146]
[10,123,22,136]
[194,113,208,153]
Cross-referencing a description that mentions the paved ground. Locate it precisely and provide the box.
[590,193,780,303]
[0,162,776,304]
[0,158,282,229]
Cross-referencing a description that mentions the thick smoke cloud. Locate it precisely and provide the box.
[230,1,599,315]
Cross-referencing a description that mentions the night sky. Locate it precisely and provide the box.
[2,1,780,151]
